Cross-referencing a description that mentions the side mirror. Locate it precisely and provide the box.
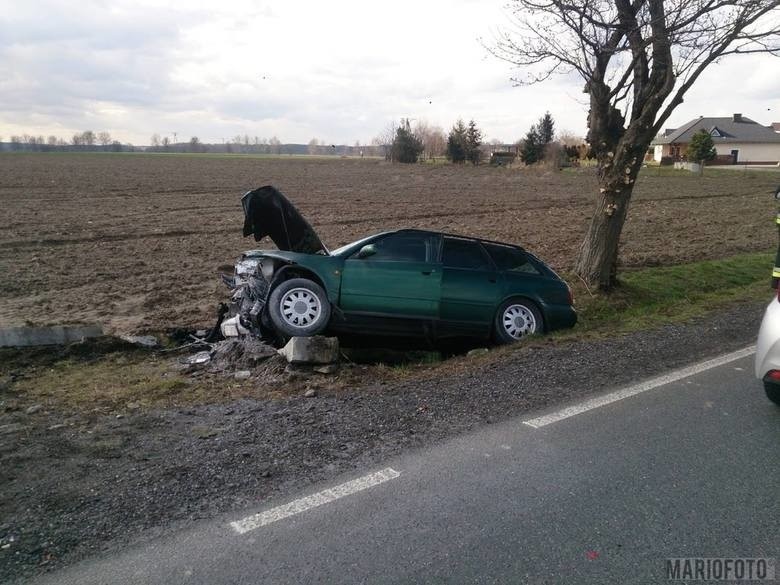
[356,244,377,259]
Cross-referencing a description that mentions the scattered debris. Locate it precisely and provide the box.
[119,334,159,348]
[210,338,276,370]
[304,388,317,398]
[220,315,250,338]
[467,348,490,358]
[278,336,340,365]
[25,404,43,415]
[184,351,212,366]
[313,364,339,375]
[178,337,279,382]
[191,426,222,439]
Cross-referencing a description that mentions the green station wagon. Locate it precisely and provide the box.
[221,186,576,346]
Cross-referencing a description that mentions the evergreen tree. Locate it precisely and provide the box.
[686,129,717,164]
[538,112,555,144]
[391,118,424,163]
[446,119,468,163]
[521,112,555,165]
[466,119,483,165]
[520,125,543,164]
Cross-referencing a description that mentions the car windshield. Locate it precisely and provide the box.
[330,234,379,256]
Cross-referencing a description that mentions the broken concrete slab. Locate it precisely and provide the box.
[0,325,104,348]
[278,336,339,365]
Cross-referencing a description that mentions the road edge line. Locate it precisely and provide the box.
[522,345,756,429]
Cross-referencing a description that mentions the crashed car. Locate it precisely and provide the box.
[219,186,576,346]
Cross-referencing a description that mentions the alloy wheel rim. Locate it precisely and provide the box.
[280,288,321,328]
[502,304,536,339]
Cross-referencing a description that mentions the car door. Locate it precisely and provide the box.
[339,231,442,335]
[439,237,501,337]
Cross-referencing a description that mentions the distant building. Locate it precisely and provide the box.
[650,113,780,164]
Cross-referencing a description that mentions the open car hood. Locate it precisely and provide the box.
[241,186,328,255]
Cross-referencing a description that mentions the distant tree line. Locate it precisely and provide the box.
[0,131,387,157]
[374,112,589,167]
[3,130,129,152]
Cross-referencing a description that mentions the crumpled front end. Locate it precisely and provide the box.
[219,253,276,339]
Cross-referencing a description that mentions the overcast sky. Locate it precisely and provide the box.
[1,0,778,146]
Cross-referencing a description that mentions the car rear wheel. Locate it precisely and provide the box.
[764,381,780,406]
[268,278,331,337]
[493,298,543,344]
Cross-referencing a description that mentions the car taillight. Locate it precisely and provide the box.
[766,370,780,382]
[567,286,574,305]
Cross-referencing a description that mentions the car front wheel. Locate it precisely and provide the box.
[493,298,543,344]
[268,278,331,337]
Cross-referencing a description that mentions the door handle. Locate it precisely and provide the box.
[421,269,436,275]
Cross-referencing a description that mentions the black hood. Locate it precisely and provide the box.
[241,186,328,255]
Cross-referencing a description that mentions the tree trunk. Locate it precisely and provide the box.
[574,147,645,290]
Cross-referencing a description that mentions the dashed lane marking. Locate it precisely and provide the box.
[230,467,401,534]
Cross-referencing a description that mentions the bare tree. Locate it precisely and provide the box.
[161,136,170,150]
[373,120,397,161]
[150,134,161,148]
[81,130,96,146]
[490,0,780,290]
[308,138,320,155]
[97,131,112,146]
[269,136,282,155]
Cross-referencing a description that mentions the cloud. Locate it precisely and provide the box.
[0,0,776,145]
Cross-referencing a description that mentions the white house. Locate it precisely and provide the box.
[650,114,780,164]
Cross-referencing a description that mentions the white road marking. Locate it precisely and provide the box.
[230,467,401,534]
[523,345,756,429]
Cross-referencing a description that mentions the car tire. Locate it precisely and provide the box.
[268,278,331,338]
[493,298,543,344]
[764,381,780,406]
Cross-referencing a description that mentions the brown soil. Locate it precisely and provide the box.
[0,153,775,333]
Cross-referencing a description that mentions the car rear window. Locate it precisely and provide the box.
[442,238,494,270]
[483,243,540,274]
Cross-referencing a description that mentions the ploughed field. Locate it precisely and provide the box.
[0,153,775,333]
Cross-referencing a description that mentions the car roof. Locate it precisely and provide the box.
[392,228,527,252]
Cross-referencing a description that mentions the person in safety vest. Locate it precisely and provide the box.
[774,184,780,289]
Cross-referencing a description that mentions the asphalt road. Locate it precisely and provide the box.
[25,350,779,584]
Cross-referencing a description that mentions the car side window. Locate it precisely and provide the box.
[442,238,494,270]
[361,232,438,262]
[483,243,540,274]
